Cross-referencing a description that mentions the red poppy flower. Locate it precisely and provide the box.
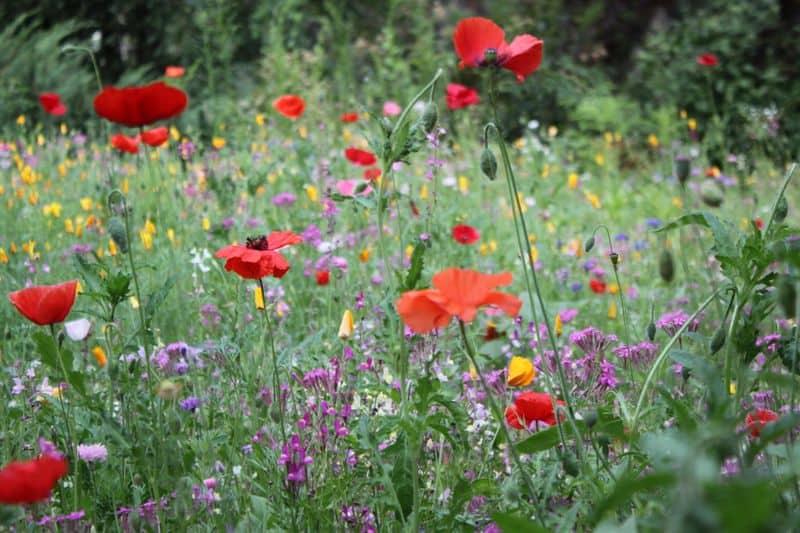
[111,133,140,154]
[345,147,377,166]
[0,455,69,505]
[446,83,480,110]
[316,270,330,285]
[589,279,607,294]
[141,127,169,147]
[453,17,543,82]
[94,81,188,127]
[38,93,67,116]
[215,231,302,280]
[696,54,719,67]
[505,391,565,429]
[452,224,480,244]
[754,218,764,230]
[363,168,381,181]
[165,66,185,78]
[340,112,359,123]
[745,409,779,437]
[396,268,521,333]
[272,95,305,119]
[8,280,78,326]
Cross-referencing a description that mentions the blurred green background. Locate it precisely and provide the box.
[2,0,798,161]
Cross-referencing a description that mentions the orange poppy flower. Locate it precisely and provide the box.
[453,17,543,83]
[396,268,521,333]
[272,95,306,119]
[215,232,302,279]
[8,280,78,326]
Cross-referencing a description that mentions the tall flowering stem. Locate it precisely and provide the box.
[257,278,288,445]
[458,321,547,524]
[632,288,721,431]
[48,324,79,509]
[484,71,582,452]
[588,225,633,348]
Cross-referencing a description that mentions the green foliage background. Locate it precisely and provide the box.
[1,0,799,160]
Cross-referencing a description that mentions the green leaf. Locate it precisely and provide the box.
[590,471,676,524]
[491,511,553,532]
[516,425,563,454]
[145,274,177,326]
[32,331,59,370]
[402,241,426,291]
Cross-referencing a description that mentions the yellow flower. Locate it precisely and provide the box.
[140,230,153,250]
[306,185,318,202]
[672,197,683,208]
[507,356,535,387]
[458,176,469,194]
[60,123,68,135]
[129,296,139,309]
[680,109,687,119]
[92,346,108,367]
[608,300,617,319]
[688,118,697,131]
[359,248,371,263]
[43,202,62,217]
[729,382,736,395]
[170,126,180,140]
[22,240,36,260]
[254,286,265,310]
[256,114,265,126]
[156,380,183,400]
[420,184,428,200]
[547,125,558,137]
[79,197,93,211]
[16,114,25,126]
[299,126,308,139]
[0,247,7,264]
[567,173,579,190]
[405,244,414,259]
[595,154,605,166]
[212,137,226,149]
[555,313,563,337]
[585,192,601,209]
[168,228,175,243]
[108,239,117,256]
[122,178,129,195]
[647,134,659,148]
[338,309,355,340]
[202,217,211,231]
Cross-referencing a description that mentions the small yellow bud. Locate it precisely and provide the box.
[338,310,355,340]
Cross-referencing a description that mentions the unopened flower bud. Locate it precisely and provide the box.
[659,249,674,283]
[775,196,788,223]
[647,322,656,342]
[421,102,438,134]
[709,326,726,354]
[108,216,129,253]
[584,410,598,428]
[675,156,690,185]
[584,236,595,253]
[480,147,498,181]
[561,453,580,477]
[609,252,620,268]
[700,180,724,207]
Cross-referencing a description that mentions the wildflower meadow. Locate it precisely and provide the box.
[1,2,799,531]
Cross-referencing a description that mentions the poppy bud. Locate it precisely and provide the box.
[777,275,797,319]
[598,434,610,459]
[380,118,394,136]
[659,249,674,283]
[675,156,690,185]
[775,196,788,223]
[700,180,724,207]
[709,326,726,354]
[609,252,620,268]
[561,453,580,477]
[584,236,595,253]
[421,102,438,134]
[647,322,656,342]
[480,147,497,181]
[108,217,129,253]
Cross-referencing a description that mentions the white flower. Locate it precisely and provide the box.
[65,318,92,341]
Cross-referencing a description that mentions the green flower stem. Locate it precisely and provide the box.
[49,324,78,509]
[632,288,721,431]
[485,70,582,456]
[458,320,547,527]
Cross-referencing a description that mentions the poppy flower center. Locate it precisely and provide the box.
[246,235,270,250]
[482,48,499,66]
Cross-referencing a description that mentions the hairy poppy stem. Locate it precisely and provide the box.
[49,324,78,509]
[590,224,634,353]
[485,70,583,458]
[458,320,547,525]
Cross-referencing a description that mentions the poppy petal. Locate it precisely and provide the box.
[453,17,506,68]
[501,35,543,82]
[481,291,523,318]
[396,290,452,333]
[266,231,303,251]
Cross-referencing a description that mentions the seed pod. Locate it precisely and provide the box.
[561,453,580,477]
[108,216,129,253]
[775,196,788,223]
[647,322,656,341]
[480,147,498,181]
[598,435,610,459]
[709,326,726,354]
[700,180,724,207]
[584,410,598,429]
[659,249,675,283]
[675,156,690,185]
[421,102,438,134]
[584,235,596,253]
[380,117,394,136]
[777,275,797,319]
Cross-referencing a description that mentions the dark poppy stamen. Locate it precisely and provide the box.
[483,48,498,65]
[246,235,270,250]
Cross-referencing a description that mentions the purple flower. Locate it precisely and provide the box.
[180,396,202,412]
[272,193,297,206]
[77,443,108,462]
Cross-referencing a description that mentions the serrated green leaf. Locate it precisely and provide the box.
[402,241,426,291]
